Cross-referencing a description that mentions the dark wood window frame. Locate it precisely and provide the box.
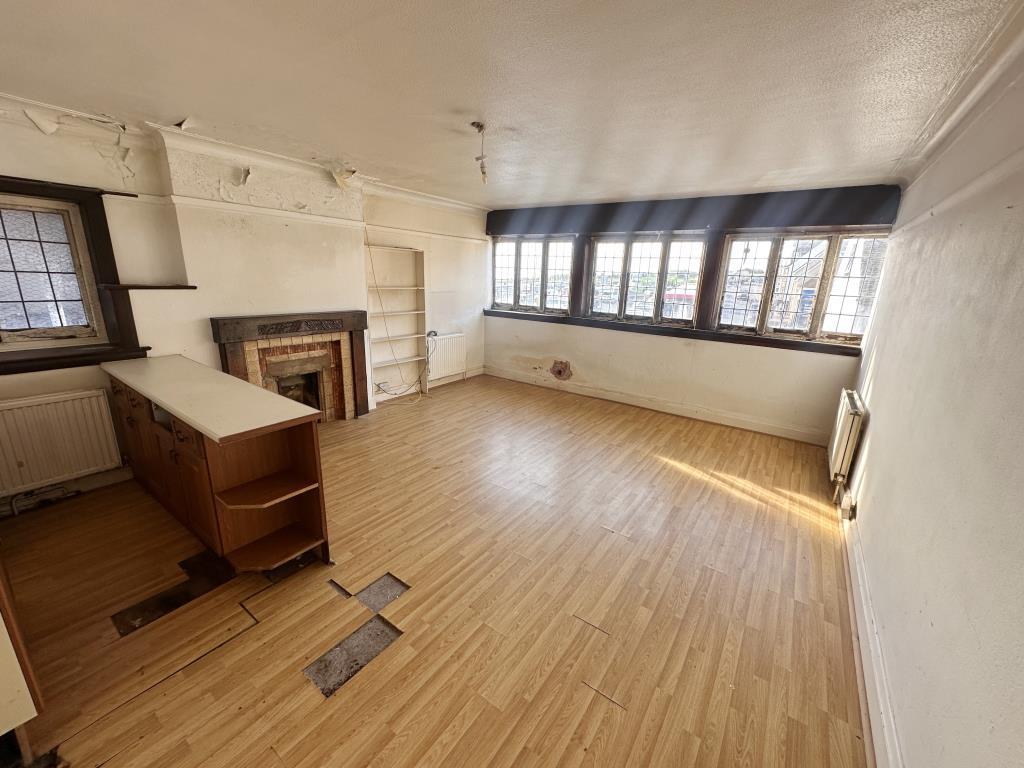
[487,225,887,357]
[0,175,148,375]
[710,229,890,344]
[583,233,706,326]
[484,185,902,358]
[492,235,575,315]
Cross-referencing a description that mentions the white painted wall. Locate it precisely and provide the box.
[135,202,368,368]
[847,41,1024,768]
[0,96,488,404]
[485,316,858,444]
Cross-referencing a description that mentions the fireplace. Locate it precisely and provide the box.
[210,311,369,420]
[276,372,320,409]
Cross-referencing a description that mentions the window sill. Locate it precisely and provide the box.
[482,309,861,357]
[0,343,150,375]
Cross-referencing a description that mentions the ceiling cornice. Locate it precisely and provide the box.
[894,0,1024,181]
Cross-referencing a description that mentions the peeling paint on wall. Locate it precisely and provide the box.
[94,141,136,184]
[23,108,59,135]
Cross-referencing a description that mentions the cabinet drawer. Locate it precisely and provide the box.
[171,417,205,457]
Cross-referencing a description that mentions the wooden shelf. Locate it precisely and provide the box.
[368,286,425,291]
[372,355,426,369]
[101,284,198,291]
[225,523,324,572]
[370,333,426,343]
[370,310,426,317]
[215,470,319,510]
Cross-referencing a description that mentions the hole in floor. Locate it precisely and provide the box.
[303,615,402,697]
[110,550,235,637]
[353,572,409,613]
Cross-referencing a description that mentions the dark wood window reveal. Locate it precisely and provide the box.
[0,175,147,374]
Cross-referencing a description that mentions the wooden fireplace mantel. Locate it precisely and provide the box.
[210,310,368,343]
[210,311,369,417]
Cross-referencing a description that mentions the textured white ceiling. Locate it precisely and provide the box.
[0,1,1015,208]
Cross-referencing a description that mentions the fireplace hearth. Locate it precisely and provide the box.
[210,311,369,420]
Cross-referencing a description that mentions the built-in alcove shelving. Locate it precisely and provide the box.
[366,245,428,402]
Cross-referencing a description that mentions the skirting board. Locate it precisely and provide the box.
[0,466,132,512]
[483,364,830,445]
[429,366,484,389]
[369,366,483,408]
[843,519,906,768]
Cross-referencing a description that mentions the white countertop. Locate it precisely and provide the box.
[101,355,320,443]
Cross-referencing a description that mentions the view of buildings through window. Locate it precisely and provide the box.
[623,240,661,317]
[492,237,576,312]
[544,241,573,310]
[493,241,515,305]
[517,241,543,308]
[661,240,703,321]
[719,238,772,328]
[591,241,625,315]
[767,237,828,332]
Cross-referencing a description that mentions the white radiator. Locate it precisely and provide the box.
[829,388,865,487]
[0,389,121,496]
[428,332,467,381]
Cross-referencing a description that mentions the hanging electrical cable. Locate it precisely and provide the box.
[470,121,487,184]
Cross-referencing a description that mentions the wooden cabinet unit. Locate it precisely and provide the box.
[102,355,330,571]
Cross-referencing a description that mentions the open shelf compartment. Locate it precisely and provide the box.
[215,469,319,510]
[205,420,329,572]
[225,523,324,572]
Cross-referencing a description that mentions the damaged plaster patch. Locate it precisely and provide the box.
[329,165,357,187]
[24,108,60,135]
[550,360,572,380]
[163,146,362,219]
[94,135,137,184]
[24,107,126,137]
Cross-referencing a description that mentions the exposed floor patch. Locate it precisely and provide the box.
[354,572,409,613]
[303,616,402,697]
[305,572,411,697]
[111,550,235,636]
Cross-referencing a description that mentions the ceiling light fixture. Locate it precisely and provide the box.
[470,121,487,184]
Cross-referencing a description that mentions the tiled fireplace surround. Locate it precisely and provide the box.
[209,311,369,421]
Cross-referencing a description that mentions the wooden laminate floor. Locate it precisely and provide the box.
[1,375,868,767]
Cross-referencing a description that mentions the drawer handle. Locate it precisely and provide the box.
[126,415,136,427]
[174,429,189,443]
